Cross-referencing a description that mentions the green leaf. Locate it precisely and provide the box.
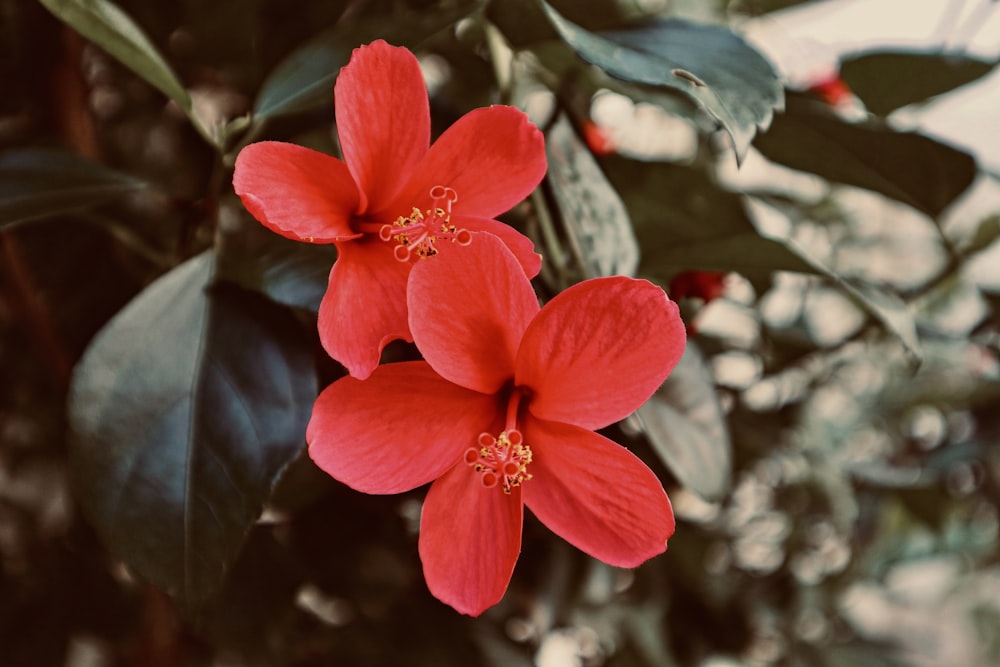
[37,0,191,116]
[545,114,638,278]
[840,51,997,116]
[541,1,783,161]
[253,2,484,122]
[601,157,920,357]
[0,148,145,229]
[68,252,316,610]
[215,220,336,313]
[635,344,732,500]
[754,93,977,218]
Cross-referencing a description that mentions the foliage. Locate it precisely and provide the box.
[2,0,999,665]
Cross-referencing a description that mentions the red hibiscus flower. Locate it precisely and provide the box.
[308,234,686,615]
[233,40,546,379]
[669,270,727,304]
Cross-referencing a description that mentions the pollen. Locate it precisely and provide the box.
[379,185,470,261]
[465,430,533,495]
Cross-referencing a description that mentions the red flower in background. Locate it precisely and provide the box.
[233,40,546,379]
[308,235,686,615]
[669,270,727,304]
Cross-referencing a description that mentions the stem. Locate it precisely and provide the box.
[483,20,514,104]
[531,188,570,290]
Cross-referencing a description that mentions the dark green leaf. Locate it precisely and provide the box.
[253,1,484,122]
[755,93,977,217]
[545,114,638,278]
[635,344,732,500]
[37,0,192,120]
[216,219,336,313]
[840,51,997,116]
[602,156,754,242]
[603,156,920,356]
[0,148,145,229]
[541,1,783,161]
[68,252,316,610]
[199,527,303,654]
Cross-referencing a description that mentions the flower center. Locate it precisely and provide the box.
[358,185,471,261]
[465,388,532,494]
[465,430,533,494]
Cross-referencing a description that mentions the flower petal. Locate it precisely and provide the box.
[308,361,501,494]
[521,417,674,567]
[453,215,542,279]
[516,277,686,430]
[419,464,523,616]
[233,141,361,242]
[317,240,412,380]
[408,233,539,394]
[391,106,546,220]
[335,40,430,215]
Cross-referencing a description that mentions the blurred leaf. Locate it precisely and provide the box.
[216,219,336,313]
[635,344,732,500]
[604,156,921,357]
[253,1,484,122]
[603,156,753,243]
[814,641,912,667]
[840,51,997,116]
[546,114,638,278]
[68,252,315,610]
[541,2,783,161]
[0,148,145,229]
[960,214,1000,256]
[37,0,193,122]
[755,93,977,217]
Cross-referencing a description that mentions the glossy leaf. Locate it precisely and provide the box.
[0,148,145,229]
[635,344,731,500]
[840,51,997,116]
[253,2,483,121]
[545,114,638,278]
[37,0,191,116]
[216,220,336,313]
[755,93,977,218]
[68,252,315,609]
[542,1,783,161]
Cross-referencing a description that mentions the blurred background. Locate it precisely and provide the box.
[2,0,1000,665]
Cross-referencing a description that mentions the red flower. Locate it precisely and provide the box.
[308,234,686,615]
[233,40,546,379]
[582,119,617,156]
[806,70,857,110]
[669,270,727,304]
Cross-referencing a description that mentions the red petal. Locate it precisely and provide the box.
[419,464,523,616]
[308,361,501,494]
[233,141,361,242]
[521,417,674,567]
[516,277,686,430]
[452,215,542,279]
[408,233,539,394]
[317,240,412,380]
[391,106,546,220]
[335,40,429,215]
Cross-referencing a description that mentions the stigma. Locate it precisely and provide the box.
[378,186,470,261]
[465,430,533,494]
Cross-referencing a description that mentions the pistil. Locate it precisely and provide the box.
[356,185,470,261]
[465,389,533,494]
